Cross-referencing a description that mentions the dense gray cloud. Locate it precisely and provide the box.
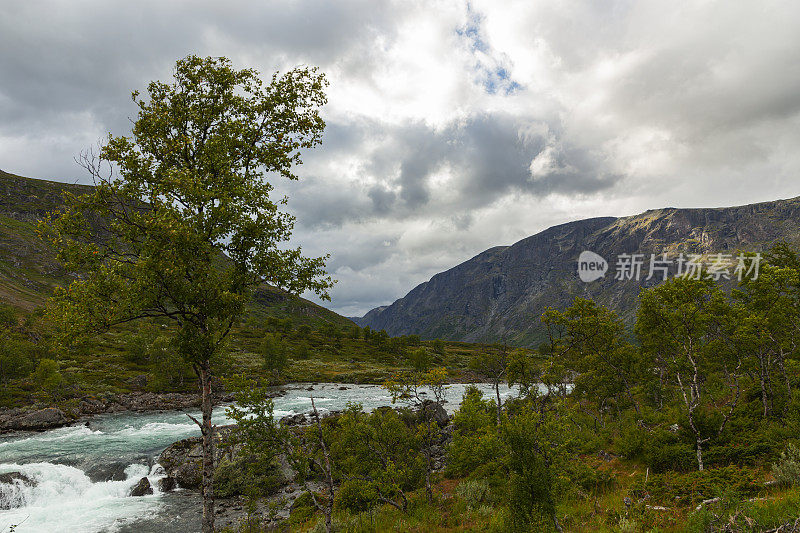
[2,1,800,315]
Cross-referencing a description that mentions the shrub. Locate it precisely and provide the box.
[334,479,377,512]
[772,443,800,487]
[456,479,490,510]
[214,455,283,499]
[633,466,761,506]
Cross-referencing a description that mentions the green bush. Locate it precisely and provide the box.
[772,443,800,487]
[634,466,761,506]
[334,479,377,512]
[455,479,490,510]
[214,455,284,499]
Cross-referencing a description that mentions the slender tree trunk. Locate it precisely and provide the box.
[199,361,215,533]
[553,512,564,533]
[696,437,704,472]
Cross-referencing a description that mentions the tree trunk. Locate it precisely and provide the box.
[696,438,704,472]
[199,362,215,533]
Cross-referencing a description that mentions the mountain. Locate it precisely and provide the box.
[358,196,800,345]
[0,169,352,327]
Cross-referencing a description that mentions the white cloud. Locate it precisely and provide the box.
[2,0,800,315]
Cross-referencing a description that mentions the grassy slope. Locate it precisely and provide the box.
[0,170,506,407]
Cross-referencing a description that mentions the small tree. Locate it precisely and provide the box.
[332,403,423,513]
[31,359,64,401]
[384,367,449,501]
[637,277,741,471]
[41,56,332,532]
[408,347,433,372]
[469,347,509,425]
[260,333,289,379]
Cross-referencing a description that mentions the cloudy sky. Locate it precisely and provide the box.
[2,1,800,316]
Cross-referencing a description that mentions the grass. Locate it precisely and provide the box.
[274,461,800,533]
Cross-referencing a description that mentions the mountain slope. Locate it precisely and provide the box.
[359,196,800,345]
[0,169,352,327]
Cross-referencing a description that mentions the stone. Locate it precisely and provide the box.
[158,476,176,493]
[420,400,449,428]
[14,407,68,431]
[129,477,153,497]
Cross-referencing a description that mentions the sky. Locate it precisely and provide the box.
[2,1,800,316]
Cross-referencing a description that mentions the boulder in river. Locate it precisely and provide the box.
[10,407,68,431]
[420,400,449,428]
[159,437,203,489]
[0,472,36,510]
[158,476,176,493]
[129,477,153,497]
[280,413,307,426]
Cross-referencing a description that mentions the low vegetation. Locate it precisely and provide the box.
[212,242,800,532]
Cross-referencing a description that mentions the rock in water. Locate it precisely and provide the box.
[129,477,153,497]
[158,476,176,493]
[420,400,449,428]
[0,407,68,432]
[0,472,36,510]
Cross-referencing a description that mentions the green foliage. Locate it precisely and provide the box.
[296,324,312,339]
[214,455,283,499]
[407,348,433,372]
[0,303,17,328]
[0,333,34,384]
[633,466,761,506]
[331,403,425,512]
[447,387,504,479]
[455,479,490,510]
[501,400,572,532]
[772,443,800,487]
[31,358,64,399]
[333,479,378,513]
[295,343,312,360]
[431,339,445,356]
[260,334,288,378]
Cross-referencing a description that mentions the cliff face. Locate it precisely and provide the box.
[359,197,800,345]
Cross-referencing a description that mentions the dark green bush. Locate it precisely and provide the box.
[214,455,284,499]
[334,479,378,512]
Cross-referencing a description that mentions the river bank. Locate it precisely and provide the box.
[0,383,518,532]
[0,391,239,434]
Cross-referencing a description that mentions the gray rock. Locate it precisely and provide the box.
[13,407,68,431]
[129,477,153,497]
[0,472,35,486]
[280,413,307,426]
[158,476,176,493]
[420,400,449,428]
[0,471,36,510]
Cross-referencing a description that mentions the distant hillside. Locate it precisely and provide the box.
[359,197,800,345]
[0,169,352,327]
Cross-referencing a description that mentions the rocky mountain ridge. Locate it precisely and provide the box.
[357,196,800,345]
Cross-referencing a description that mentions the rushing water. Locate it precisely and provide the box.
[0,382,518,533]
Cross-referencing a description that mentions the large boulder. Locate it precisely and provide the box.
[158,476,176,493]
[157,425,235,490]
[0,472,36,510]
[420,400,449,428]
[159,437,203,489]
[129,477,153,497]
[7,407,68,431]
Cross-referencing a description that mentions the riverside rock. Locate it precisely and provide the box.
[0,407,68,432]
[158,425,234,489]
[129,477,153,496]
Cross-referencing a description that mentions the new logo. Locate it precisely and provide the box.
[577,251,608,282]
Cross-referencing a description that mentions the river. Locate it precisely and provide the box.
[0,382,518,533]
